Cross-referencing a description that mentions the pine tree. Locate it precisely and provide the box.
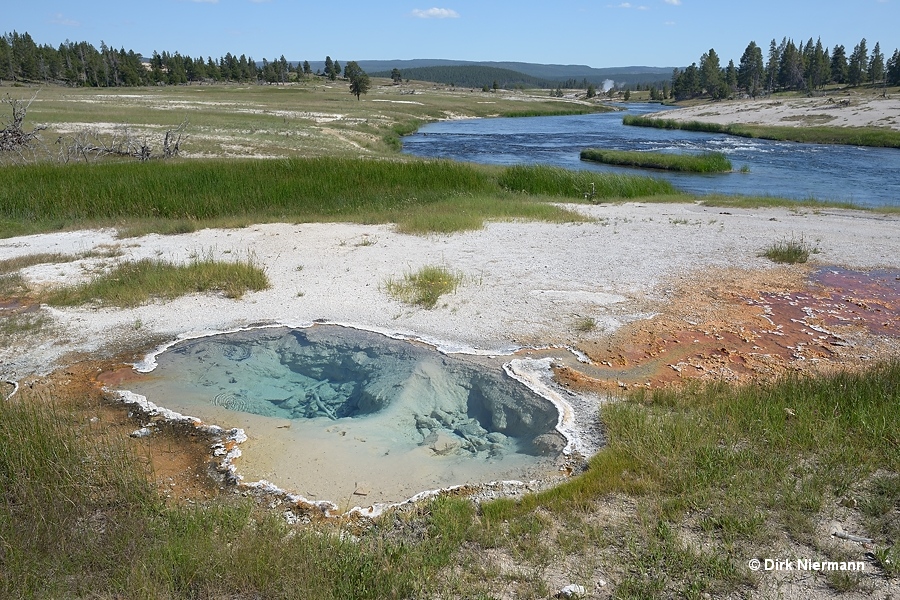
[765,39,780,93]
[344,61,370,99]
[848,38,868,86]
[738,41,765,97]
[831,44,848,84]
[699,48,722,98]
[887,49,900,86]
[868,42,885,86]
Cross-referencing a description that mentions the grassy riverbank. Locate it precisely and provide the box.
[2,360,897,598]
[7,82,607,161]
[0,158,678,238]
[581,148,733,172]
[623,114,900,148]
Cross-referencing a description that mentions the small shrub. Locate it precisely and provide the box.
[874,546,900,578]
[574,316,596,332]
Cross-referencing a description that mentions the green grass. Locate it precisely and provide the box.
[385,265,462,309]
[698,193,858,210]
[0,158,678,238]
[623,114,900,148]
[0,253,76,275]
[499,107,611,118]
[0,311,52,345]
[496,163,678,199]
[0,273,30,298]
[0,389,465,599]
[475,361,900,595]
[44,254,270,307]
[760,235,815,264]
[581,148,733,172]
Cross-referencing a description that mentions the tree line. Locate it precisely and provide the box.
[0,31,351,87]
[370,65,549,90]
[669,36,899,101]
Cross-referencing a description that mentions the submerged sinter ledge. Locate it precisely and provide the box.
[122,324,598,507]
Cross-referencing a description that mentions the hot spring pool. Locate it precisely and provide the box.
[125,325,569,506]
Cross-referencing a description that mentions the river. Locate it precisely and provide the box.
[401,103,900,208]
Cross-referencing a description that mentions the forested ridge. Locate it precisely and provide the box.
[668,37,900,101]
[0,31,310,86]
[1,29,897,96]
[370,65,550,89]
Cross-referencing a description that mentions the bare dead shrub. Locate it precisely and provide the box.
[0,92,187,164]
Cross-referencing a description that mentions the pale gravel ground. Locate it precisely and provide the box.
[2,201,898,381]
[648,96,900,130]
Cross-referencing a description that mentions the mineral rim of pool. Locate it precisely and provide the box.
[121,325,571,506]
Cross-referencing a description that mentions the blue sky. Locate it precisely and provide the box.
[6,1,899,69]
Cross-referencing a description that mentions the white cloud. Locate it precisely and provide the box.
[411,7,460,19]
[610,3,650,8]
[50,13,80,27]
[664,0,682,5]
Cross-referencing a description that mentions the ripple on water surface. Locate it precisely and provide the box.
[126,325,567,506]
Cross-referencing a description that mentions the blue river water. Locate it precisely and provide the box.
[402,103,900,208]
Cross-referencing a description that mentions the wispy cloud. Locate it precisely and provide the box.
[609,3,650,9]
[664,0,682,5]
[411,7,460,19]
[50,13,80,27]
[188,0,219,3]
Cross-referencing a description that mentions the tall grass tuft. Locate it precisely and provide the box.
[496,164,678,199]
[385,265,462,309]
[580,148,732,173]
[760,235,814,264]
[45,254,269,307]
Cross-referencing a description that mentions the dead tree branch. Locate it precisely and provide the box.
[58,119,189,163]
[0,93,46,155]
[1,92,188,164]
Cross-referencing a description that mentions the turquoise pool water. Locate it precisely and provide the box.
[127,325,567,505]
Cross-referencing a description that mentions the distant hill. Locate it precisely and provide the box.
[369,65,551,89]
[299,59,676,87]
